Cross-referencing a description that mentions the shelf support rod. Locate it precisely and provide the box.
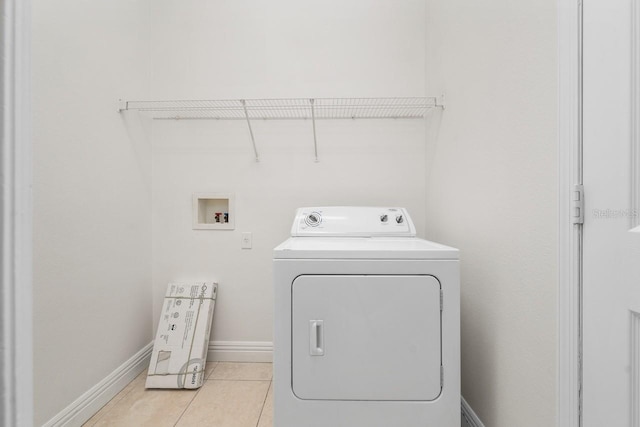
[241,99,259,162]
[310,98,319,162]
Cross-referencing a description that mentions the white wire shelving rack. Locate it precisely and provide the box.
[118,97,444,162]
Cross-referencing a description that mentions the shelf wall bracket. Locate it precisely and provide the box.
[117,99,128,113]
[310,98,319,162]
[241,99,260,162]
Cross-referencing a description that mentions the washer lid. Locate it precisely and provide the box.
[273,237,459,260]
[290,206,416,237]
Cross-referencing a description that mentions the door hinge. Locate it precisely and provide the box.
[572,184,585,224]
[440,290,443,312]
[440,365,444,388]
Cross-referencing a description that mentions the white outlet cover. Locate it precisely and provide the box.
[241,232,252,249]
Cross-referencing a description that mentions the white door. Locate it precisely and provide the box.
[583,0,640,425]
[291,275,442,401]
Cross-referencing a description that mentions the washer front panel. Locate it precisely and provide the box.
[273,258,461,427]
[291,274,442,401]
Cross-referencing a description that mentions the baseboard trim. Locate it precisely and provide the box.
[42,342,153,427]
[208,340,273,362]
[461,396,485,427]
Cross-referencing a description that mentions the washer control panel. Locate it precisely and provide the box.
[291,207,416,237]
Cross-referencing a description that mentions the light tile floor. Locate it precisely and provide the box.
[83,362,273,427]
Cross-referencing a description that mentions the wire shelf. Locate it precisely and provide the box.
[118,97,444,162]
[120,97,441,120]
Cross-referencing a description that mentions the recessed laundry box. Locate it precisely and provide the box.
[273,207,461,427]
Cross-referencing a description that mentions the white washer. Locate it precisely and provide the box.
[273,207,460,427]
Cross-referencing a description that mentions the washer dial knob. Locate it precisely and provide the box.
[305,212,322,227]
[395,215,404,224]
[380,214,388,223]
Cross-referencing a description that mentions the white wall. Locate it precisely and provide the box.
[149,0,429,347]
[31,1,559,424]
[32,1,152,424]
[425,1,558,426]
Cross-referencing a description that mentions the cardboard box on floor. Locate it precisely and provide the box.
[146,282,217,389]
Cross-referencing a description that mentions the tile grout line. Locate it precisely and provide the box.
[172,386,203,427]
[206,362,220,380]
[172,377,271,427]
[173,361,219,427]
[255,379,272,427]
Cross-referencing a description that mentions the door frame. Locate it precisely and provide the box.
[560,0,640,425]
[558,0,583,426]
[1,0,33,426]
[632,0,640,232]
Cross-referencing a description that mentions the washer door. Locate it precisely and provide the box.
[291,275,442,401]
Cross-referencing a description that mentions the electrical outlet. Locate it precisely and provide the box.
[241,232,252,249]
